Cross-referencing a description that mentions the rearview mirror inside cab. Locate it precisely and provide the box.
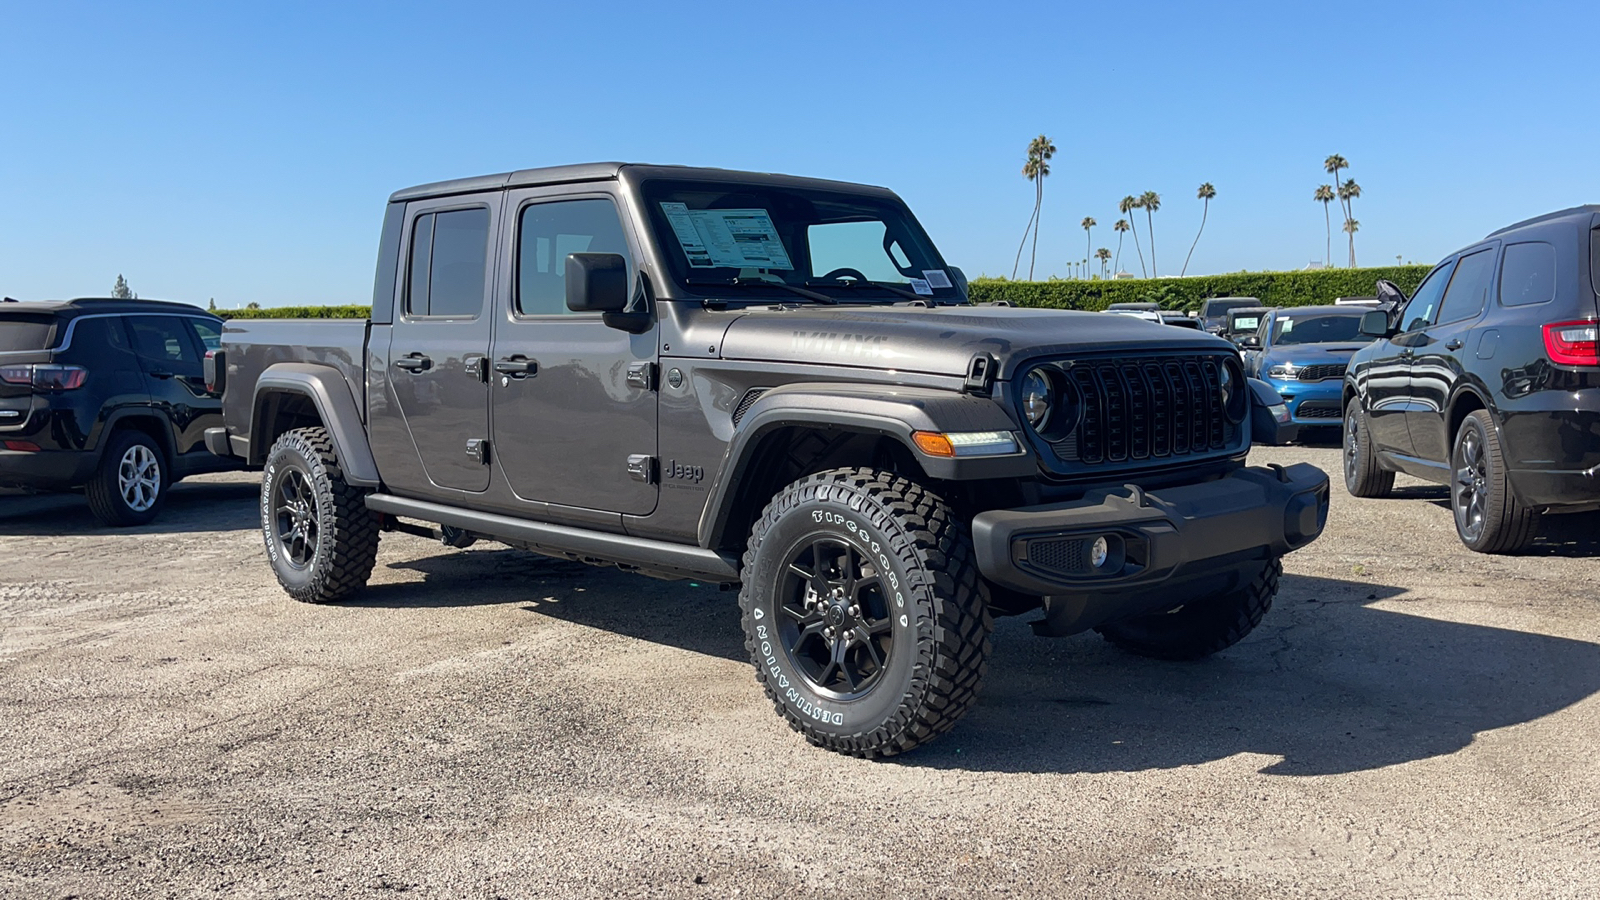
[565,253,629,313]
[1360,309,1390,337]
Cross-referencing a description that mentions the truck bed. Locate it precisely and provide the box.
[219,318,370,459]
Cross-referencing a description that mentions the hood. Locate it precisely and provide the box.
[1260,342,1368,371]
[718,305,1235,378]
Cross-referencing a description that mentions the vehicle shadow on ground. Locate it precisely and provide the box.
[360,546,747,660]
[904,572,1600,777]
[0,478,260,536]
[1417,503,1600,557]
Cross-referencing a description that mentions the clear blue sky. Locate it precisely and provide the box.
[2,0,1596,307]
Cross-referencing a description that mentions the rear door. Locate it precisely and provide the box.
[387,195,499,494]
[1406,245,1497,462]
[1361,259,1455,455]
[488,188,658,516]
[125,314,211,456]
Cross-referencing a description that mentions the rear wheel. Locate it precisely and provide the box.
[1344,398,1394,498]
[1452,410,1539,554]
[85,429,167,527]
[1097,557,1281,661]
[739,468,992,757]
[262,427,380,603]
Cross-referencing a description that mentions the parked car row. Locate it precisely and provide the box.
[1,167,1594,759]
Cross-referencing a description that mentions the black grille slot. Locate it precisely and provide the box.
[1296,364,1347,382]
[732,388,769,425]
[1049,355,1234,467]
[1297,401,1343,419]
[1027,538,1086,575]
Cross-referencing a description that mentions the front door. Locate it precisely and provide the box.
[1362,259,1456,455]
[489,190,658,516]
[388,196,499,493]
[1405,245,1496,462]
[125,314,212,458]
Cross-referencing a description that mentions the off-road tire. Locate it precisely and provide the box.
[1452,410,1540,554]
[1344,397,1394,498]
[1096,557,1282,661]
[85,429,168,527]
[261,427,379,603]
[738,467,992,757]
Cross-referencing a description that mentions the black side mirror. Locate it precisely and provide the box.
[1248,377,1300,446]
[1359,309,1390,337]
[565,253,629,313]
[1239,335,1261,349]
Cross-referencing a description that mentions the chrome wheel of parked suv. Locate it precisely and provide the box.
[85,430,168,527]
[1451,410,1539,554]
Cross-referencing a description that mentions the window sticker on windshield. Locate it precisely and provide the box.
[909,278,934,296]
[922,269,952,289]
[659,202,794,270]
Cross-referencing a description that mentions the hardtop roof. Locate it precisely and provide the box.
[388,163,901,203]
[1485,205,1600,238]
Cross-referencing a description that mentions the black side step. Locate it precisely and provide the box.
[363,493,740,582]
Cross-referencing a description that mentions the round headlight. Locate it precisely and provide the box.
[1021,369,1054,430]
[1220,359,1248,423]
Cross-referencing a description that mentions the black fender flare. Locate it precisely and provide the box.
[697,382,1033,548]
[96,407,177,466]
[251,363,381,486]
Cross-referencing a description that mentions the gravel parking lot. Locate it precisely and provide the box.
[3,442,1598,899]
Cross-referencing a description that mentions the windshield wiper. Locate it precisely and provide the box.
[686,277,837,304]
[804,278,936,304]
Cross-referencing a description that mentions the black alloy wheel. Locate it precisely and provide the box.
[778,536,894,699]
[272,467,320,570]
[1450,410,1538,553]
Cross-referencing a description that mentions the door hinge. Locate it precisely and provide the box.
[963,352,997,395]
[627,361,656,391]
[626,454,655,483]
[466,438,489,465]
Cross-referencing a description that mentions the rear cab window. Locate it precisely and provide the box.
[406,207,491,318]
[0,314,58,351]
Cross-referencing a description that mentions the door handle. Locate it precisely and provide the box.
[1445,338,1464,351]
[394,354,431,372]
[148,369,174,379]
[494,357,537,377]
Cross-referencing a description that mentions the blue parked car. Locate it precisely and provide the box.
[1239,305,1377,427]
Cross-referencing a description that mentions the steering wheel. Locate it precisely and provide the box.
[819,267,872,283]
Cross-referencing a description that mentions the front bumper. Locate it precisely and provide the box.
[1262,377,1345,425]
[972,462,1330,599]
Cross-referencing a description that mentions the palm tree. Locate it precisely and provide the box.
[1120,196,1147,278]
[1096,247,1111,279]
[1081,217,1096,278]
[1011,135,1058,279]
[1011,157,1040,279]
[1313,184,1335,268]
[1343,218,1360,258]
[1181,182,1215,277]
[1112,219,1130,275]
[1324,154,1350,264]
[1338,178,1362,267]
[1139,191,1161,277]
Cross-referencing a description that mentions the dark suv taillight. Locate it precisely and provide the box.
[0,363,88,390]
[1543,320,1600,366]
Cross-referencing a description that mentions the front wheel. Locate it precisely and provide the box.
[1452,410,1539,553]
[1097,557,1281,660]
[261,427,380,603]
[1344,398,1394,498]
[739,468,992,757]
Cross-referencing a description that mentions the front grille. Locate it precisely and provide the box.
[1027,538,1087,575]
[1297,401,1343,419]
[732,388,769,425]
[1295,364,1347,382]
[1051,355,1233,466]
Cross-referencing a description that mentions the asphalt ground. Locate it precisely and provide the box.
[3,441,1598,898]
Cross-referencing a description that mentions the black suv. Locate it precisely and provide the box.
[0,297,239,525]
[1343,206,1600,552]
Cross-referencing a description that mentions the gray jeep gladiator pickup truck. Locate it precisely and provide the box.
[207,163,1328,757]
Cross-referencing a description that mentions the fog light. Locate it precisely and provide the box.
[1090,535,1110,568]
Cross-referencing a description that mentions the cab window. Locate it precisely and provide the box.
[1400,260,1456,332]
[1434,248,1495,325]
[516,199,633,316]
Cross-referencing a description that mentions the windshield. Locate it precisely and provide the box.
[642,179,960,303]
[1206,298,1259,316]
[0,315,57,351]
[1271,314,1371,345]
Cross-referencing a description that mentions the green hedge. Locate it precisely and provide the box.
[968,265,1430,312]
[216,305,373,319]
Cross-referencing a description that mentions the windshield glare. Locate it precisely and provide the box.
[642,180,958,301]
[1271,314,1371,345]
